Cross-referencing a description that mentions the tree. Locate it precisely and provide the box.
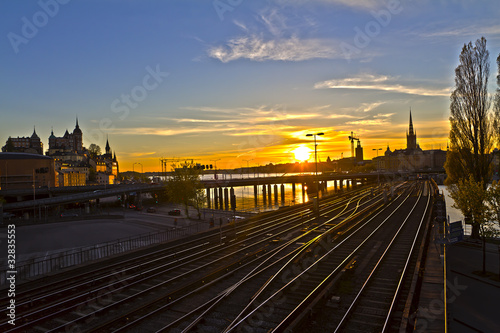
[486,180,500,279]
[445,37,498,238]
[2,137,15,152]
[486,181,500,236]
[88,144,101,159]
[165,161,206,218]
[448,175,489,273]
[494,54,500,139]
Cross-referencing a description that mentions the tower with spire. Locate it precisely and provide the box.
[47,117,83,153]
[406,109,417,150]
[1,126,43,154]
[105,136,111,156]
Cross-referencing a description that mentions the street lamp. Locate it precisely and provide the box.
[210,159,221,180]
[306,132,324,215]
[243,159,253,179]
[133,163,143,182]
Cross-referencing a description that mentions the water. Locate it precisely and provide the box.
[201,172,351,213]
[152,172,357,213]
[438,185,470,235]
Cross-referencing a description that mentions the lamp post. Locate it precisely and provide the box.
[306,132,324,216]
[243,159,253,179]
[133,162,143,182]
[372,148,382,184]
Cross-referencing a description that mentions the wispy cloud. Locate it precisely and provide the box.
[327,114,358,119]
[208,8,342,63]
[129,151,156,157]
[346,119,391,126]
[113,105,324,139]
[273,0,388,11]
[208,35,340,62]
[418,23,500,39]
[314,73,451,96]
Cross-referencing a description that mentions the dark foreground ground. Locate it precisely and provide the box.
[448,240,500,333]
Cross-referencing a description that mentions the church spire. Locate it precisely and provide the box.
[409,108,414,135]
[406,108,417,150]
[105,136,111,154]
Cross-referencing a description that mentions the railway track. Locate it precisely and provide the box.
[100,183,412,332]
[0,183,382,332]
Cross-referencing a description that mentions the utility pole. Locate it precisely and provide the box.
[306,132,324,217]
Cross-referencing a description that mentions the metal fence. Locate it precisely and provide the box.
[0,223,204,286]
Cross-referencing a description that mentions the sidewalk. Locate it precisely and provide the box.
[447,240,500,333]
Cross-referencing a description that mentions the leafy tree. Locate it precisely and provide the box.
[2,137,15,152]
[88,167,97,182]
[88,144,101,159]
[445,37,499,238]
[448,175,489,272]
[165,161,206,218]
[486,181,500,235]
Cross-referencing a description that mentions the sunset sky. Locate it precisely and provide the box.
[1,0,500,172]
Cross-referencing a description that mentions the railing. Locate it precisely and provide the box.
[0,222,204,286]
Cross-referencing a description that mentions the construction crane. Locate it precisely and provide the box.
[348,131,359,158]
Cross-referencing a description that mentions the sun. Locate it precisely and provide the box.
[292,146,312,162]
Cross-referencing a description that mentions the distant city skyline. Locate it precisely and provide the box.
[2,1,500,172]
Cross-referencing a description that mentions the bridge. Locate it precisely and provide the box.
[0,171,433,214]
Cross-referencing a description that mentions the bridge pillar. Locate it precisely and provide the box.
[214,188,219,210]
[224,188,229,210]
[230,187,235,210]
[254,185,258,206]
[262,185,267,206]
[340,180,343,191]
[280,184,285,205]
[302,183,306,199]
[292,183,296,198]
[274,184,278,204]
[353,179,357,188]
[206,188,211,209]
[218,187,223,210]
[268,184,272,204]
[346,180,350,190]
[334,180,338,192]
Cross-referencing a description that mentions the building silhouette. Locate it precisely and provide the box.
[2,127,43,155]
[379,110,446,172]
[48,118,83,155]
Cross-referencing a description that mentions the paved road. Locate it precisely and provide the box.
[448,241,500,333]
[0,203,247,265]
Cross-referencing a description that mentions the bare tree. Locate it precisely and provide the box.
[446,37,498,239]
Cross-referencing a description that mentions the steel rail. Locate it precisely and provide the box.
[332,182,425,332]
[225,183,414,332]
[12,186,377,332]
[107,188,380,332]
[382,182,431,332]
[105,189,377,332]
